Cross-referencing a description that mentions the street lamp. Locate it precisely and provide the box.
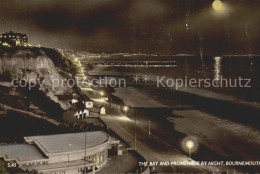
[148,121,151,135]
[134,114,137,150]
[123,106,128,116]
[84,129,87,174]
[186,140,194,158]
[122,106,137,150]
[68,143,72,170]
[123,106,136,150]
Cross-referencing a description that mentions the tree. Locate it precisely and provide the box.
[0,161,9,174]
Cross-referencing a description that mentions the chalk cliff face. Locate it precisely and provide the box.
[0,48,76,111]
[0,56,72,95]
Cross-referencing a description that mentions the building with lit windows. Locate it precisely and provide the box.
[0,131,120,174]
[0,31,28,47]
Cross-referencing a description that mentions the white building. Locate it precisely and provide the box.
[74,109,90,119]
[99,106,106,115]
[71,99,78,105]
[78,110,83,119]
[74,111,79,118]
[84,100,94,109]
[0,132,120,174]
[83,109,90,119]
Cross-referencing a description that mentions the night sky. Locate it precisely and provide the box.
[0,0,260,55]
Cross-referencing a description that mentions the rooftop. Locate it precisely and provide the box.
[24,131,109,154]
[2,31,27,36]
[0,144,47,162]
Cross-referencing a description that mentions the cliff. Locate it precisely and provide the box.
[0,47,77,118]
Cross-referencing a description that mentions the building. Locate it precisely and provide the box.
[84,100,94,109]
[0,131,120,174]
[74,109,90,119]
[83,109,90,118]
[71,98,79,105]
[0,31,28,47]
[99,106,106,115]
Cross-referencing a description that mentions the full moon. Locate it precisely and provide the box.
[212,0,224,12]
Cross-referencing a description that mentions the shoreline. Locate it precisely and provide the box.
[86,65,260,171]
[87,65,260,128]
[108,86,260,172]
[73,57,260,172]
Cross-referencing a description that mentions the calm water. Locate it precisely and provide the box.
[155,56,260,102]
[89,56,260,102]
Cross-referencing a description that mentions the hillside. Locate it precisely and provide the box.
[0,47,77,120]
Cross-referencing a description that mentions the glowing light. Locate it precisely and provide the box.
[123,106,128,111]
[181,137,198,153]
[186,140,194,149]
[100,91,104,96]
[212,0,224,12]
[92,98,107,103]
[123,106,129,116]
[182,137,197,158]
[80,87,94,91]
